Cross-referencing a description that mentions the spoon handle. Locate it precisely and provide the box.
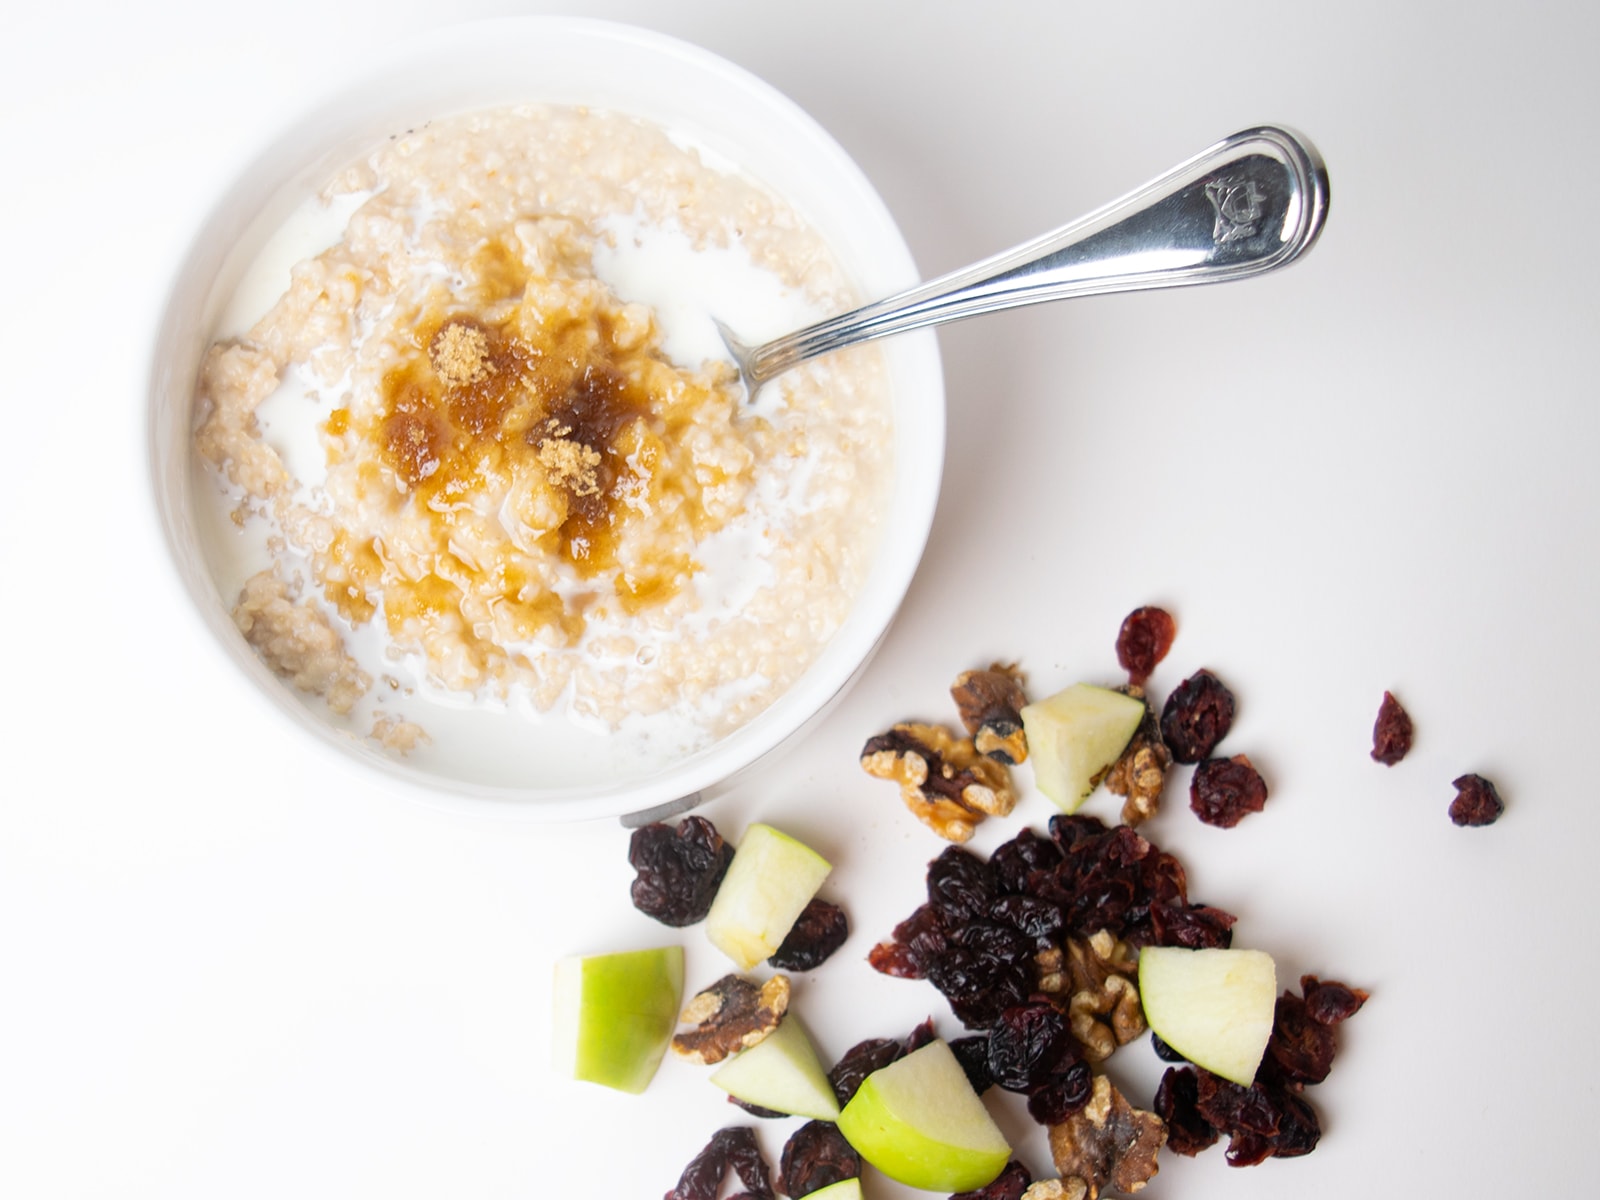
[736,125,1328,387]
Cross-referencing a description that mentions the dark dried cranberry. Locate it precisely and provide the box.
[1263,990,1338,1086]
[1301,975,1369,1026]
[989,894,1065,941]
[1190,1071,1323,1167]
[1264,1087,1322,1158]
[1116,605,1177,686]
[1449,773,1504,826]
[904,1017,938,1053]
[928,947,1032,1029]
[986,1001,1080,1092]
[1025,1060,1093,1123]
[1190,755,1268,828]
[828,1037,905,1107]
[949,1034,994,1094]
[1160,669,1236,763]
[1149,901,1236,949]
[778,1121,860,1197]
[629,816,734,927]
[1370,690,1414,765]
[770,898,849,971]
[927,846,998,923]
[1154,1067,1218,1156]
[1151,1031,1188,1063]
[951,1159,1033,1200]
[665,1126,774,1200]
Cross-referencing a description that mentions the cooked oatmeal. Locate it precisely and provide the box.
[192,105,892,769]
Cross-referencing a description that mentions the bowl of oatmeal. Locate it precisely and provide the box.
[146,17,943,820]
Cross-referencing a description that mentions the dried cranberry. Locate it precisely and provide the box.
[949,1034,994,1094]
[1149,901,1236,949]
[868,903,946,979]
[1024,1060,1093,1123]
[1449,773,1504,826]
[828,1037,905,1107]
[778,1121,860,1197]
[665,1126,774,1200]
[951,1159,1033,1200]
[1116,605,1177,686]
[770,898,849,971]
[1151,1031,1188,1063]
[986,1001,1080,1092]
[904,1017,938,1052]
[1160,669,1236,763]
[1154,1067,1218,1156]
[1190,755,1268,828]
[990,827,1062,894]
[1301,975,1369,1025]
[629,816,734,927]
[927,846,998,923]
[1262,990,1338,1086]
[1370,690,1414,765]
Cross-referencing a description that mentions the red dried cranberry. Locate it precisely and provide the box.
[951,1159,1033,1200]
[769,898,849,971]
[1301,975,1369,1025]
[868,903,946,979]
[665,1126,774,1200]
[1370,690,1414,765]
[1160,669,1236,763]
[1116,605,1177,686]
[1262,990,1338,1086]
[778,1121,860,1197]
[1449,773,1504,826]
[1154,1067,1219,1156]
[629,816,734,927]
[1190,754,1268,828]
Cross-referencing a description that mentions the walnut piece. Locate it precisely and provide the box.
[951,663,1030,764]
[671,973,790,1065]
[860,722,1017,842]
[1022,1180,1088,1200]
[1100,686,1171,826]
[1064,931,1145,1062]
[1048,1074,1166,1198]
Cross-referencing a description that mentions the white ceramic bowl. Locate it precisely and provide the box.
[146,16,943,823]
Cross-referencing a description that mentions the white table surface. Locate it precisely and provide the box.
[4,2,1596,1197]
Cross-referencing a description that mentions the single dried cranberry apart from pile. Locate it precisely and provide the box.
[1449,772,1505,826]
[951,1159,1033,1200]
[1190,754,1269,828]
[778,1120,860,1197]
[1116,605,1177,686]
[664,1126,774,1200]
[769,898,849,971]
[1301,974,1370,1025]
[1160,669,1237,763]
[1370,690,1414,765]
[629,816,734,927]
[1154,1067,1219,1156]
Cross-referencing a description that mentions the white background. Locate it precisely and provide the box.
[3,2,1597,1197]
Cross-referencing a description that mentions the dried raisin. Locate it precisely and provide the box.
[951,1159,1033,1200]
[629,816,734,926]
[1160,669,1236,763]
[769,898,849,971]
[664,1126,774,1200]
[778,1121,860,1197]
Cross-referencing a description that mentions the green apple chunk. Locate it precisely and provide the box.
[705,823,832,970]
[551,945,684,1094]
[1139,946,1277,1086]
[711,1015,840,1121]
[799,1180,864,1200]
[836,1039,1011,1192]
[1020,682,1146,812]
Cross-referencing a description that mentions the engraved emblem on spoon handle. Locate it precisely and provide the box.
[734,125,1328,389]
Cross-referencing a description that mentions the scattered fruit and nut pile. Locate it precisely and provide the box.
[551,605,1505,1199]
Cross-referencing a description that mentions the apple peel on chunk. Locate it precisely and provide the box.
[705,823,832,970]
[711,1015,841,1121]
[551,945,684,1094]
[1138,946,1277,1086]
[1020,683,1146,812]
[836,1038,1011,1192]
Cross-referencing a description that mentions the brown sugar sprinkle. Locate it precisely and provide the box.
[429,319,492,387]
[536,426,603,497]
[1449,773,1505,826]
[1370,690,1414,765]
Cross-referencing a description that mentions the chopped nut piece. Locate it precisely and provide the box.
[1021,1180,1088,1200]
[1100,687,1171,826]
[952,663,1030,764]
[1062,931,1145,1063]
[1047,1074,1166,1198]
[861,722,1017,842]
[671,973,790,1065]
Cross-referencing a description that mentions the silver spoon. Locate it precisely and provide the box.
[718,125,1328,397]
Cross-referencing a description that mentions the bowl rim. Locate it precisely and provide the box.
[145,15,945,823]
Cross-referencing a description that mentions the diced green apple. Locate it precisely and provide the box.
[705,823,832,970]
[551,945,684,1094]
[800,1180,864,1200]
[836,1039,1011,1192]
[1138,946,1277,1086]
[710,1015,841,1121]
[1020,682,1146,812]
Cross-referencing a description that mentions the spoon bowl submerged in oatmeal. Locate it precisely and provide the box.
[161,20,941,808]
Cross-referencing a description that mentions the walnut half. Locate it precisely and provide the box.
[671,973,790,1065]
[860,722,1017,842]
[1048,1074,1166,1198]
